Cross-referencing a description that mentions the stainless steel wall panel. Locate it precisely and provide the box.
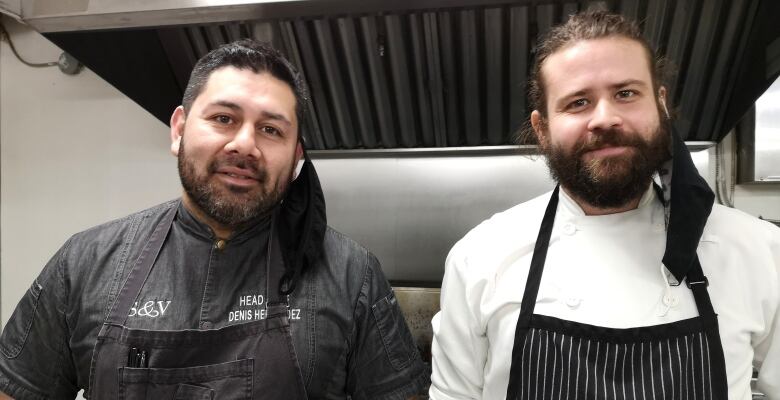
[314,149,713,283]
[314,154,555,282]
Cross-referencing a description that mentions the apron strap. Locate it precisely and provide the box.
[106,202,178,325]
[506,186,559,400]
[518,186,560,324]
[685,255,716,318]
[266,211,290,318]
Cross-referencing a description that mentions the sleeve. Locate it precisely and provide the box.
[753,225,780,399]
[0,240,79,400]
[429,244,488,400]
[346,252,429,400]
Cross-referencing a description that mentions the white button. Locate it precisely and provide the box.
[562,223,576,235]
[654,223,665,233]
[565,297,581,308]
[662,294,679,308]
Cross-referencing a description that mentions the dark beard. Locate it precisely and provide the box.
[178,142,289,227]
[541,123,671,209]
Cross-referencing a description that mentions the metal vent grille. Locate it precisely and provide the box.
[52,0,769,150]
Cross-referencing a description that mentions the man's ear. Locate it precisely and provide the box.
[295,141,304,163]
[530,110,547,146]
[658,86,670,119]
[170,106,186,156]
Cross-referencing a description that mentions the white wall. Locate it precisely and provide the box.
[0,17,178,328]
[0,1,21,19]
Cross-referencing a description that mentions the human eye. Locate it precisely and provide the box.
[616,89,637,99]
[211,114,234,125]
[565,98,589,111]
[259,125,282,137]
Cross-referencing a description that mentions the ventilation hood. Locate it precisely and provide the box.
[18,0,780,150]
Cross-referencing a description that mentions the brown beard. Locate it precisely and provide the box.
[540,121,671,209]
[178,138,291,227]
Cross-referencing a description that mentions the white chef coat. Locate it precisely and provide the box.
[430,186,780,400]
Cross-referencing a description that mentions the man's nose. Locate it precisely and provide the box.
[587,100,622,132]
[225,124,262,157]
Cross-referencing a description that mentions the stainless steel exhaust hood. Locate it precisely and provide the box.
[18,0,780,150]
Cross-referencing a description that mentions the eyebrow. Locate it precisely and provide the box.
[207,100,292,127]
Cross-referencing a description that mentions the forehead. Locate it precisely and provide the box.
[195,67,297,118]
[541,36,653,101]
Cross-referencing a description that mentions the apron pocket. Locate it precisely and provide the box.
[118,359,253,400]
[174,383,215,400]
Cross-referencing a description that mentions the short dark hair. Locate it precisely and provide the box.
[529,10,666,117]
[182,39,308,127]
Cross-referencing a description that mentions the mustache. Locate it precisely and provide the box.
[207,155,267,180]
[572,129,647,156]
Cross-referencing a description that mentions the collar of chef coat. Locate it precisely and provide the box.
[175,200,272,244]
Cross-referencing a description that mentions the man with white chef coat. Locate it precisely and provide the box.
[430,10,779,400]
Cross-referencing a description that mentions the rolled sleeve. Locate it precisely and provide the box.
[0,241,78,399]
[347,253,429,400]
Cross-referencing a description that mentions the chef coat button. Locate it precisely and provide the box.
[565,297,581,308]
[215,239,226,251]
[662,294,679,308]
[562,223,576,236]
[654,223,665,233]
[201,321,213,329]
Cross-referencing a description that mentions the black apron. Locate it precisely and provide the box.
[505,186,729,400]
[87,203,308,400]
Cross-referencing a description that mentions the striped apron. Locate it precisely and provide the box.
[505,186,728,400]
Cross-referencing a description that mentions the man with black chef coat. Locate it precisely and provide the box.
[430,10,779,400]
[0,39,428,399]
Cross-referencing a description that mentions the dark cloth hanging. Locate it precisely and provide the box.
[662,125,715,282]
[277,147,327,296]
